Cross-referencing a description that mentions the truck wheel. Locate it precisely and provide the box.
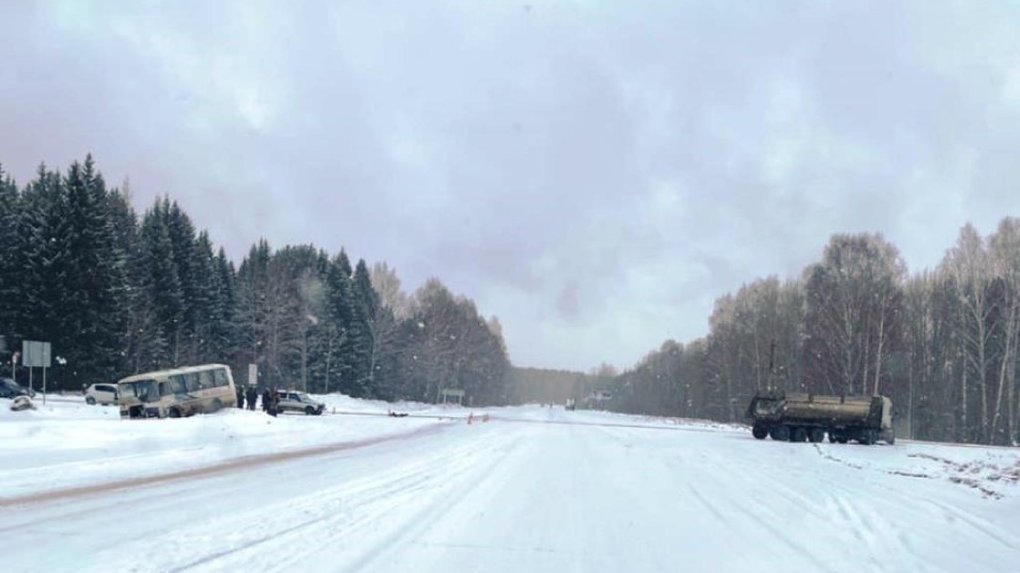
[860,431,876,445]
[770,426,790,441]
[791,427,807,443]
[808,428,825,443]
[828,431,840,443]
[752,424,769,440]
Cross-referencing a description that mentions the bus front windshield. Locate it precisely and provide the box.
[120,380,160,403]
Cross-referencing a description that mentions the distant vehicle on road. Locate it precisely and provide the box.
[746,391,895,445]
[275,390,325,415]
[0,377,35,399]
[84,383,119,405]
[118,364,236,419]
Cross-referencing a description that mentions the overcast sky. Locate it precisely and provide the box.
[2,1,1020,372]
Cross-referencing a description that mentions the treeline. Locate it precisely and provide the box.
[612,225,1020,446]
[0,157,510,404]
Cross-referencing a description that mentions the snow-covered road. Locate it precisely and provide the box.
[2,402,1019,572]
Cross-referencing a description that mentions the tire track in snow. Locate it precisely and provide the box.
[159,425,523,573]
[0,422,453,509]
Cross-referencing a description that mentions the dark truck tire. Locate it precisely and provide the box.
[859,430,877,445]
[881,428,896,445]
[770,426,790,441]
[752,424,769,440]
[808,428,825,443]
[790,427,807,443]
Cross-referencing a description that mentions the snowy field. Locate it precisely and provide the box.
[1,395,1019,572]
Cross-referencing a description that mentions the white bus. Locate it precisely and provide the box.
[118,364,237,419]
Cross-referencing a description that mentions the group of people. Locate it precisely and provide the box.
[235,385,279,416]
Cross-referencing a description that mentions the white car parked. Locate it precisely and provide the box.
[84,383,119,406]
[275,390,325,415]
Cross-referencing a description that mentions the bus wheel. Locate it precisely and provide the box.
[86,396,96,405]
[210,399,223,413]
[168,408,181,419]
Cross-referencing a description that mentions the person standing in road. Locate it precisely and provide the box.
[270,387,280,417]
[236,385,245,409]
[262,388,270,413]
[247,386,258,411]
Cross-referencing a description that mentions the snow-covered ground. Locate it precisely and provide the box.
[0,394,465,499]
[1,395,1018,572]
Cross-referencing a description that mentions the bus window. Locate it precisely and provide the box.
[199,370,215,389]
[213,368,228,387]
[169,376,187,394]
[184,373,201,392]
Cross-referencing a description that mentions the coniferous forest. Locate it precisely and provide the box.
[0,157,511,405]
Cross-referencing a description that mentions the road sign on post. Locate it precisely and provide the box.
[22,340,51,368]
[22,340,52,403]
[248,363,258,388]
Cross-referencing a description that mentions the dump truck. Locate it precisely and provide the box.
[746,391,894,445]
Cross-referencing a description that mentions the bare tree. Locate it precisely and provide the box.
[941,223,994,442]
[804,234,905,396]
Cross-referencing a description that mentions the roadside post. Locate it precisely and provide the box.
[22,340,52,405]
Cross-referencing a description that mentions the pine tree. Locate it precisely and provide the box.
[104,183,139,374]
[51,156,126,389]
[165,200,199,363]
[350,259,378,396]
[190,231,218,363]
[324,251,356,394]
[235,239,272,383]
[17,165,70,383]
[208,247,237,365]
[0,164,21,342]
[139,200,184,367]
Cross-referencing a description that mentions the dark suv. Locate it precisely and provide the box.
[0,377,35,399]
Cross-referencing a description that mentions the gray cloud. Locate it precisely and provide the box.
[3,1,1020,371]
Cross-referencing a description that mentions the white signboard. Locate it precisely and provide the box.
[248,363,258,387]
[22,340,51,368]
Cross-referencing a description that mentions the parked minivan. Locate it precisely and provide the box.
[84,383,119,405]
